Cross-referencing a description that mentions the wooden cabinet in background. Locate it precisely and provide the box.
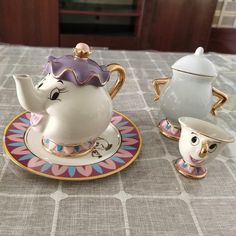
[0,0,218,52]
[146,0,218,52]
[0,0,59,47]
[59,0,145,49]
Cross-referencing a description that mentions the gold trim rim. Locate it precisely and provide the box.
[41,140,95,158]
[39,133,96,158]
[41,135,96,147]
[159,121,180,141]
[172,68,216,78]
[174,159,207,179]
[2,111,142,181]
[179,119,234,143]
[159,129,179,141]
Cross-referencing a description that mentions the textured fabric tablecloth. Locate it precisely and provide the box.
[0,44,236,236]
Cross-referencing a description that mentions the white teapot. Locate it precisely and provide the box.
[153,47,228,140]
[13,43,125,157]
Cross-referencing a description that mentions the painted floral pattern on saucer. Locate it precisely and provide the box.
[3,111,142,180]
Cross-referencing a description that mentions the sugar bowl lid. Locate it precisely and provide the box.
[172,47,217,77]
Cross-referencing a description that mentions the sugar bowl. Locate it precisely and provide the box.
[153,47,228,140]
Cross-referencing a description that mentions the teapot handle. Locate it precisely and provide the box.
[107,64,125,99]
[152,78,170,101]
[211,87,228,115]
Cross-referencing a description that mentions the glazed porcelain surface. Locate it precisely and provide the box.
[15,74,113,144]
[1,43,236,234]
[160,70,214,125]
[3,111,142,180]
[13,43,125,156]
[153,47,228,127]
[175,117,234,178]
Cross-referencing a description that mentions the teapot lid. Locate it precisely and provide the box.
[44,43,110,87]
[171,47,217,77]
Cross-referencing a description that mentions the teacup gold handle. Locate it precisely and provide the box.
[107,64,126,99]
[152,78,170,101]
[211,87,228,115]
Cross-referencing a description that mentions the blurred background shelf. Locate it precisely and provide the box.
[0,0,235,52]
[59,0,144,48]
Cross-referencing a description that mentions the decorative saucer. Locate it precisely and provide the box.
[159,119,181,140]
[3,111,142,180]
[174,158,207,179]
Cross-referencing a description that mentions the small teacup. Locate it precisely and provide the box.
[175,117,234,179]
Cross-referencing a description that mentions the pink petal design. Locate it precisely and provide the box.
[99,159,116,170]
[49,142,57,150]
[28,156,45,168]
[13,122,28,130]
[63,147,74,155]
[76,165,93,176]
[122,138,138,145]
[12,146,30,155]
[7,134,24,142]
[116,149,133,158]
[111,115,123,125]
[119,126,134,134]
[160,119,180,136]
[25,113,31,120]
[51,164,68,176]
[30,113,44,126]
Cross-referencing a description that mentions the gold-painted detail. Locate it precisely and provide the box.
[159,128,180,141]
[41,134,95,148]
[107,64,126,99]
[211,87,228,115]
[166,119,180,129]
[152,78,170,101]
[73,47,91,59]
[158,119,180,141]
[3,111,142,181]
[42,144,94,158]
[24,128,96,158]
[180,122,234,143]
[48,65,107,86]
[199,141,209,158]
[174,159,207,179]
[42,142,95,158]
[171,68,216,78]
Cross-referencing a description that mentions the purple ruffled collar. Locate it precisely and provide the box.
[44,55,110,87]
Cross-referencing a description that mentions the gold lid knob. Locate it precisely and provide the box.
[73,43,91,59]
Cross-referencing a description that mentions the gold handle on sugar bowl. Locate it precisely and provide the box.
[152,78,170,101]
[211,87,228,115]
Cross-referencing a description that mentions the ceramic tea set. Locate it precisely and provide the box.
[3,43,234,180]
[153,47,234,178]
[4,43,142,180]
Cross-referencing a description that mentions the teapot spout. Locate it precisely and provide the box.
[13,74,45,113]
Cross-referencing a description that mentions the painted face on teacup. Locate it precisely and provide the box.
[179,129,224,166]
[178,117,234,167]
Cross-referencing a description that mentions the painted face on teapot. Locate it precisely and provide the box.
[37,74,69,100]
[13,43,126,157]
[36,74,80,115]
